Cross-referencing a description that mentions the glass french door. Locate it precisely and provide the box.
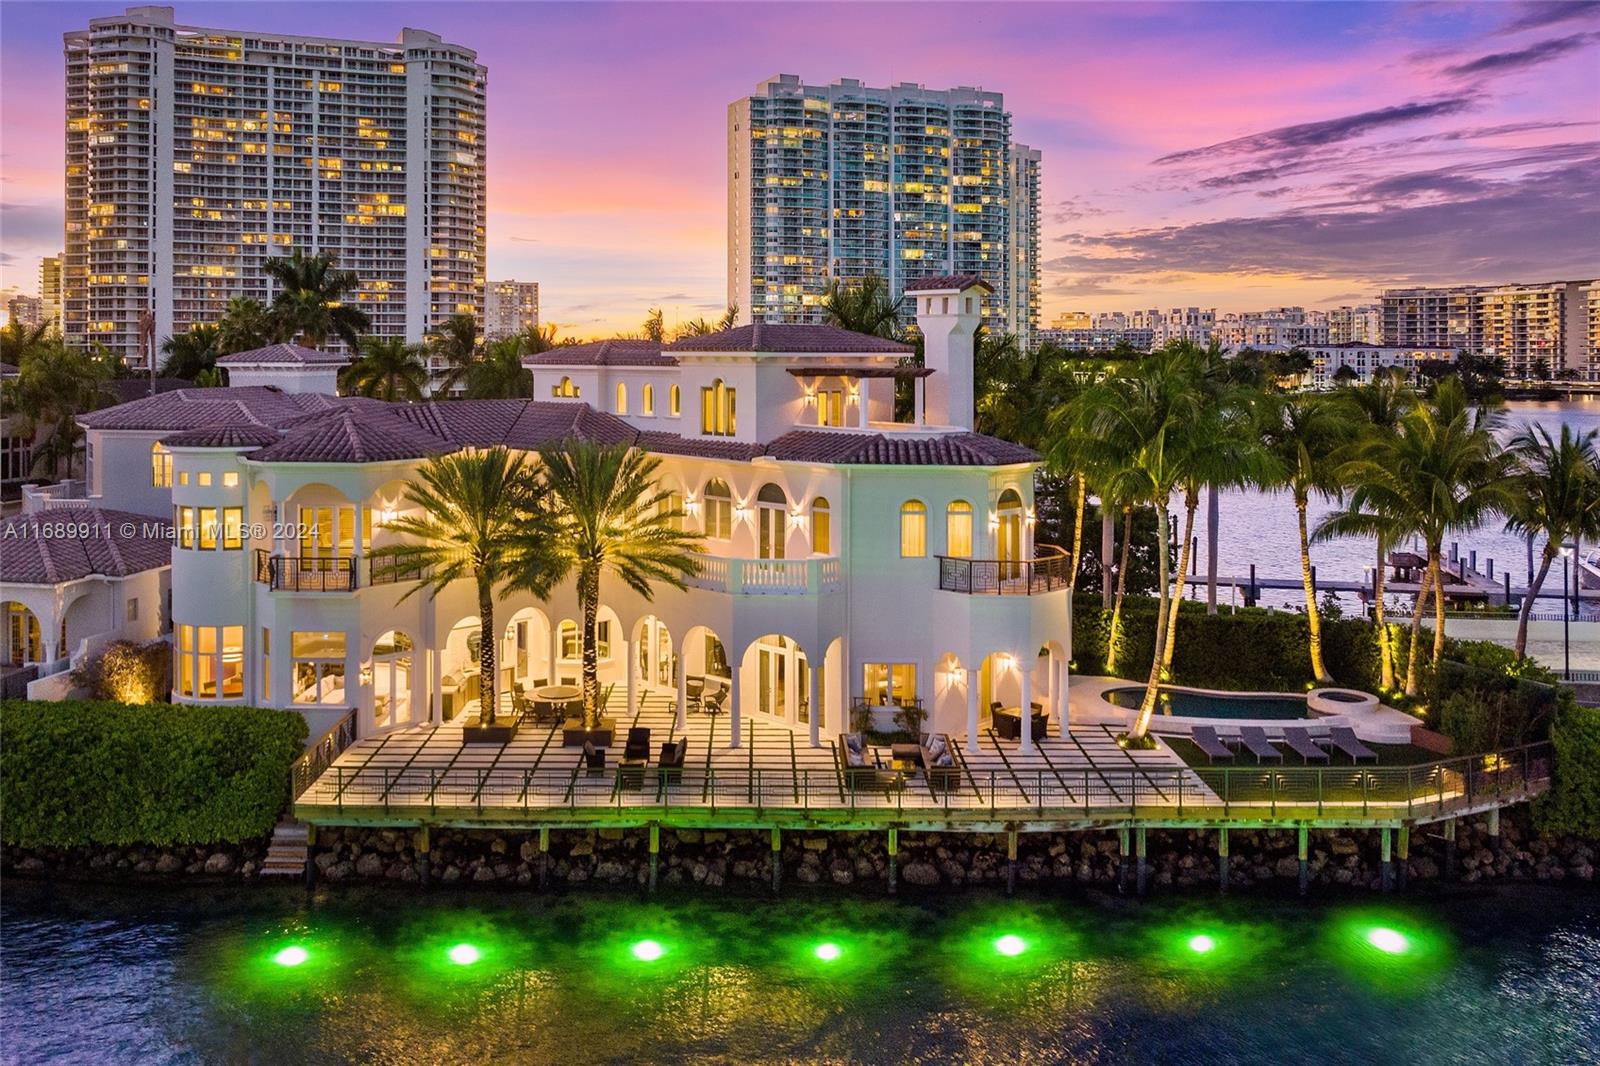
[758,504,786,560]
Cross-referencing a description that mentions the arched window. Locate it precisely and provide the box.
[669,384,681,417]
[558,620,579,660]
[642,383,655,415]
[703,478,733,539]
[900,500,927,558]
[997,487,1024,569]
[700,377,736,436]
[811,497,831,555]
[615,382,628,414]
[946,500,973,558]
[552,376,580,398]
[150,443,172,488]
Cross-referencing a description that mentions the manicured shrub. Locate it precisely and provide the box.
[1537,703,1600,838]
[70,639,172,703]
[0,700,307,847]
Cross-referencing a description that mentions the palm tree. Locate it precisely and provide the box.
[1336,378,1516,695]
[516,322,561,355]
[2,343,115,480]
[1505,424,1600,656]
[1071,346,1209,737]
[216,296,275,352]
[0,319,53,365]
[536,441,703,728]
[1261,393,1352,683]
[159,324,222,379]
[821,273,901,338]
[429,312,481,393]
[340,336,428,401]
[263,248,370,349]
[673,305,739,339]
[381,448,559,727]
[461,337,532,399]
[641,308,666,343]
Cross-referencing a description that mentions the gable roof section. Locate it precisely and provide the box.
[247,410,456,464]
[524,339,677,367]
[1,508,171,585]
[665,323,910,355]
[765,430,1037,466]
[77,386,348,431]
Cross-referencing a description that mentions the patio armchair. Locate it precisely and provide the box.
[581,740,606,774]
[918,732,959,792]
[619,727,650,789]
[703,687,728,716]
[840,732,900,793]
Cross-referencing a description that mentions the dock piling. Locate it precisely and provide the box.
[538,826,550,890]
[1396,825,1410,891]
[770,827,782,896]
[1117,827,1130,894]
[304,823,318,889]
[1135,826,1148,897]
[1006,829,1018,896]
[1297,825,1309,896]
[415,825,429,889]
[1380,827,1393,892]
[1217,828,1229,893]
[648,824,660,895]
[1444,817,1457,881]
[887,829,899,896]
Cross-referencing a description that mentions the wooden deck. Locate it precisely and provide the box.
[293,692,1553,832]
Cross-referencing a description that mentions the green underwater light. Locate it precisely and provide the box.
[273,945,309,967]
[993,934,1027,957]
[813,942,841,962]
[447,943,481,966]
[1365,927,1410,955]
[631,939,664,962]
[1187,934,1216,954]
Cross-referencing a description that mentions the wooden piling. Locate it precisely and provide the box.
[538,826,551,890]
[1380,827,1393,892]
[415,824,430,889]
[887,828,899,896]
[1396,825,1410,891]
[1217,827,1229,892]
[1006,829,1019,897]
[770,827,782,896]
[1297,824,1309,897]
[648,824,660,895]
[1135,826,1148,897]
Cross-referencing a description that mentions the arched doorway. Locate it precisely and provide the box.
[632,614,676,692]
[501,607,552,696]
[370,630,414,730]
[740,634,810,727]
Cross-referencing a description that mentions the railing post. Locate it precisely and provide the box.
[1317,769,1323,816]
[1223,769,1230,817]
[1270,770,1277,818]
[1361,770,1369,817]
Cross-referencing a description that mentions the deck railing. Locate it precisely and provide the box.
[290,708,358,802]
[936,544,1071,595]
[295,741,1552,822]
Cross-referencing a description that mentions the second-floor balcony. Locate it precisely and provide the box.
[936,545,1071,595]
[686,553,843,596]
[253,550,425,592]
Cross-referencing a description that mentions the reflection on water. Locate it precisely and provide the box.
[2,882,1596,1064]
[1197,400,1600,610]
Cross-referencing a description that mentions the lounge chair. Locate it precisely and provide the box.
[1190,725,1235,764]
[703,687,727,716]
[840,732,898,792]
[1281,728,1330,764]
[1237,726,1283,763]
[919,732,959,792]
[657,740,686,770]
[1326,725,1378,764]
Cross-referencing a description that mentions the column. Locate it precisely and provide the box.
[807,661,820,748]
[729,663,742,748]
[965,671,979,754]
[856,382,870,429]
[430,647,443,726]
[1059,654,1071,738]
[1019,660,1033,754]
[550,624,561,685]
[675,657,688,731]
[625,638,637,718]
[913,376,926,426]
[1049,657,1061,730]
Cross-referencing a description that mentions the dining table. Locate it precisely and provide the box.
[533,684,582,719]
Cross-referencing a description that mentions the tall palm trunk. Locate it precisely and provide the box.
[1515,547,1557,657]
[1297,494,1332,683]
[1067,475,1088,595]
[1403,564,1432,697]
[477,577,497,726]
[1134,496,1172,736]
[580,565,601,728]
[1100,512,1115,608]
[1205,484,1219,614]
[1374,538,1394,691]
[1161,489,1199,673]
[1106,506,1133,672]
[1429,546,1448,666]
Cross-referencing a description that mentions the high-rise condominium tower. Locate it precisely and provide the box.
[727,75,1040,345]
[484,280,539,340]
[63,6,486,366]
[38,256,63,333]
[1382,280,1596,378]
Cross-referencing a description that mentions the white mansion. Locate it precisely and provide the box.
[4,277,1071,751]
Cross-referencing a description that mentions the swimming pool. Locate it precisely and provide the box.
[1103,686,1312,720]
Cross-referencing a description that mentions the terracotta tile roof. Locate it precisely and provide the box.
[903,274,994,294]
[388,400,638,451]
[664,323,910,355]
[633,431,769,462]
[764,430,1037,466]
[216,342,348,366]
[246,410,456,464]
[107,377,191,404]
[77,387,348,431]
[524,339,678,367]
[0,508,171,585]
[161,425,284,449]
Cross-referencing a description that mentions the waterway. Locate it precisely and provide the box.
[2,882,1596,1064]
[1196,398,1600,610]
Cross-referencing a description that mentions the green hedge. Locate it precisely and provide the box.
[1538,703,1600,837]
[0,700,308,847]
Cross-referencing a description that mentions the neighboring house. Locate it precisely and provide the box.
[56,277,1069,747]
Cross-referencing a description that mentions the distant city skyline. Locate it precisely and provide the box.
[2,1,1597,337]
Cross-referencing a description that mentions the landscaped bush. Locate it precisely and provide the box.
[1537,703,1600,838]
[0,700,307,847]
[1430,659,1561,751]
[70,639,172,703]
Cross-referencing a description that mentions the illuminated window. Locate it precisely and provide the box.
[197,472,212,487]
[818,388,845,426]
[641,383,654,415]
[558,620,579,660]
[198,507,218,550]
[703,479,733,539]
[552,376,579,398]
[222,507,243,550]
[261,627,271,701]
[176,624,244,700]
[291,631,346,704]
[811,497,831,554]
[222,472,239,488]
[700,378,737,437]
[669,384,681,416]
[178,506,195,549]
[862,663,917,707]
[900,500,927,558]
[615,382,628,415]
[151,443,172,487]
[946,501,973,558]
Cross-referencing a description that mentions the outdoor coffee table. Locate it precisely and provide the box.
[890,742,923,773]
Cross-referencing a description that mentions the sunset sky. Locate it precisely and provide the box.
[2,1,1596,337]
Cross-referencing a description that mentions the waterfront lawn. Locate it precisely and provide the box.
[1164,735,1440,769]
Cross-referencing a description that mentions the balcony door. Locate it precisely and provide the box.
[997,489,1024,580]
[756,483,787,560]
